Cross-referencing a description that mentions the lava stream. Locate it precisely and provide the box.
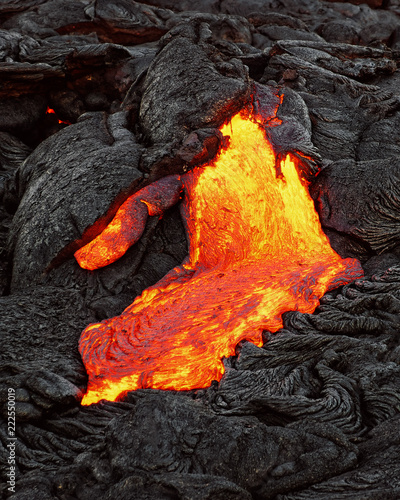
[77,112,363,405]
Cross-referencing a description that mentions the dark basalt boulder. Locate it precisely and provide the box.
[8,111,144,292]
[138,0,221,13]
[165,12,254,44]
[0,95,46,136]
[318,20,361,45]
[126,18,253,176]
[0,286,94,385]
[0,0,47,17]
[139,19,251,146]
[0,286,94,423]
[105,473,252,500]
[0,131,31,182]
[84,0,174,44]
[2,0,175,44]
[310,157,400,257]
[356,104,400,161]
[0,29,40,61]
[104,392,358,500]
[263,40,399,172]
[2,0,90,39]
[0,132,31,295]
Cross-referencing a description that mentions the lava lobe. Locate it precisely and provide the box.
[76,111,363,405]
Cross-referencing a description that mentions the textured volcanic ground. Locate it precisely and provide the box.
[2,0,400,499]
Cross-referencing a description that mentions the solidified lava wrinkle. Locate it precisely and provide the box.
[76,111,363,405]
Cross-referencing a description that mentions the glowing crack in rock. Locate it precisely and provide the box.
[75,112,363,405]
[46,106,70,125]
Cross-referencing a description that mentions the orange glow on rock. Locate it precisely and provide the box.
[78,112,363,405]
[46,106,70,125]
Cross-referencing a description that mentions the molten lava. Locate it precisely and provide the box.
[46,107,70,125]
[76,112,363,405]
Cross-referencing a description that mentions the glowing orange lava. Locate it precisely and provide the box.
[46,107,70,125]
[75,175,183,270]
[77,112,363,405]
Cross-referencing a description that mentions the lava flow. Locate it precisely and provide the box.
[76,111,363,405]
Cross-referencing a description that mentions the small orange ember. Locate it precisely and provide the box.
[77,112,363,405]
[46,106,70,125]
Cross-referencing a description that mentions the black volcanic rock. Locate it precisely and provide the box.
[0,0,47,17]
[0,95,46,136]
[135,18,252,175]
[0,286,94,385]
[85,0,174,44]
[8,111,144,292]
[311,157,400,257]
[139,20,251,146]
[2,0,89,38]
[279,417,400,499]
[104,473,252,500]
[139,0,220,13]
[105,392,358,499]
[0,286,94,423]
